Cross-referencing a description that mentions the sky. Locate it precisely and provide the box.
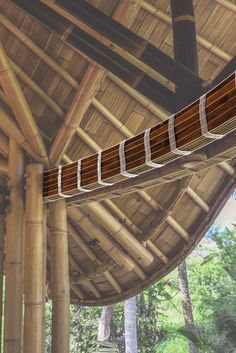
[214,194,236,228]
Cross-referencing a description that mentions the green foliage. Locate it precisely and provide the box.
[44,225,236,353]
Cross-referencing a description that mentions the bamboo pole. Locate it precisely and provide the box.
[49,199,70,353]
[0,105,46,164]
[4,139,24,353]
[0,159,7,175]
[49,64,105,165]
[0,177,6,352]
[0,44,49,166]
[0,131,9,158]
[24,163,45,353]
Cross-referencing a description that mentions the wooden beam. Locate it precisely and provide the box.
[49,64,105,165]
[49,199,70,353]
[211,56,236,87]
[141,1,232,63]
[4,139,24,353]
[24,163,45,353]
[0,44,49,166]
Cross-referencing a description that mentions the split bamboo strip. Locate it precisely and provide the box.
[141,1,232,62]
[4,139,24,353]
[0,131,9,157]
[24,163,45,353]
[49,64,105,165]
[0,44,49,166]
[49,199,70,353]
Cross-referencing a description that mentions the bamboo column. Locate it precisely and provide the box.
[49,199,70,353]
[24,163,45,353]
[0,178,6,352]
[4,139,24,353]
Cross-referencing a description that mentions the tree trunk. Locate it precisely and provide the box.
[178,261,197,353]
[98,306,114,342]
[124,297,138,353]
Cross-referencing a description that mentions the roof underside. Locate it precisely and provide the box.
[0,0,235,305]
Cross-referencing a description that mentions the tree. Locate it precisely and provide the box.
[98,306,114,342]
[124,297,138,353]
[178,261,197,353]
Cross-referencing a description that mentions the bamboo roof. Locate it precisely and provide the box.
[0,0,235,305]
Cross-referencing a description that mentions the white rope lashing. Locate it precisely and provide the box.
[199,94,224,139]
[168,115,192,155]
[97,151,114,186]
[77,159,90,192]
[144,128,164,168]
[58,165,72,198]
[119,140,138,178]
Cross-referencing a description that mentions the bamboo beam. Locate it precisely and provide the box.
[49,199,70,353]
[0,13,79,89]
[219,161,235,175]
[0,178,6,351]
[49,64,105,165]
[141,1,232,62]
[0,158,8,175]
[0,105,46,164]
[4,139,24,353]
[68,207,146,279]
[185,186,209,213]
[24,163,45,353]
[88,101,190,242]
[69,254,101,299]
[215,0,236,12]
[0,44,49,166]
[68,222,122,294]
[146,240,168,264]
[83,203,153,267]
[0,131,9,157]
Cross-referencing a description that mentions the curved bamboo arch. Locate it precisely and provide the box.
[44,72,236,202]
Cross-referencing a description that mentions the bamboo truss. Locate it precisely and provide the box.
[24,164,45,353]
[4,139,24,353]
[50,199,70,353]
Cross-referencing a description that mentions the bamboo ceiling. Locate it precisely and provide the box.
[0,0,235,305]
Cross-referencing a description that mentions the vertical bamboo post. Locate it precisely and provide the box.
[49,199,70,353]
[4,139,24,353]
[0,178,6,352]
[24,163,45,353]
